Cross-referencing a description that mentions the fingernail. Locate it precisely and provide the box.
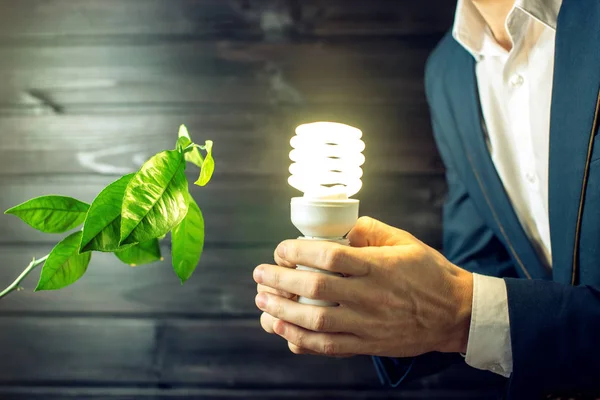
[277,244,287,258]
[253,266,264,283]
[256,293,268,309]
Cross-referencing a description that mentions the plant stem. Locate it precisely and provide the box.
[0,255,49,299]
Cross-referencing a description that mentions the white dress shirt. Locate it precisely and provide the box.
[451,0,561,377]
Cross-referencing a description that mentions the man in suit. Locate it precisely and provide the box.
[253,0,600,398]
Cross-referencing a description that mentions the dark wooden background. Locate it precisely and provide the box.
[0,1,506,399]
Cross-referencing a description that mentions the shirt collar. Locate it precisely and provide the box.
[452,0,562,59]
[519,0,561,30]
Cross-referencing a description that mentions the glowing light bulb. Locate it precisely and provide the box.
[288,122,365,199]
[288,122,365,307]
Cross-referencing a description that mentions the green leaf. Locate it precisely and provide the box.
[35,231,92,291]
[171,195,204,283]
[115,239,162,267]
[194,140,214,187]
[176,135,191,151]
[5,195,89,234]
[80,174,136,253]
[178,124,191,141]
[178,124,204,167]
[120,150,189,245]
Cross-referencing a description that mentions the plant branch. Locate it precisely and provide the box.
[0,255,49,299]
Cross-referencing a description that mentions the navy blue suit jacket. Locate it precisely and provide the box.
[375,1,600,398]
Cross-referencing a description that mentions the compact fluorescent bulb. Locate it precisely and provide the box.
[288,122,365,306]
[289,122,365,200]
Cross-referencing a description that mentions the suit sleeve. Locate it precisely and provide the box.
[504,279,600,396]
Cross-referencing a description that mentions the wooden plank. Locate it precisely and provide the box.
[0,175,445,246]
[0,0,455,42]
[0,245,267,316]
[0,39,435,71]
[0,39,435,109]
[0,317,368,386]
[0,113,288,176]
[298,0,456,37]
[157,320,500,389]
[0,388,503,400]
[0,109,441,176]
[0,316,505,391]
[0,317,157,383]
[0,0,260,42]
[0,387,502,400]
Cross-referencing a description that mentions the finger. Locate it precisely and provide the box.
[288,342,354,358]
[287,342,317,355]
[260,312,279,334]
[257,283,296,300]
[255,292,354,333]
[254,264,359,303]
[274,247,297,268]
[274,240,369,276]
[274,320,362,357]
[347,216,416,247]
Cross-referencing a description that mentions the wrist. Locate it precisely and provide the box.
[439,268,473,353]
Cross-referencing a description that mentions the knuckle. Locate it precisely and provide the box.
[270,296,284,316]
[322,339,338,356]
[307,276,328,299]
[380,290,398,310]
[356,216,375,231]
[322,246,344,270]
[311,310,329,331]
[288,243,301,264]
[410,244,428,261]
[293,330,306,348]
[270,269,282,287]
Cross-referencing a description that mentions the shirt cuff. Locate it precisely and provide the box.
[464,273,513,378]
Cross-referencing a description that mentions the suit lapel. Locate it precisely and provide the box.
[548,0,600,285]
[450,49,549,280]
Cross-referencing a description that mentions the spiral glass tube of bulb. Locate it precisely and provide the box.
[288,122,365,199]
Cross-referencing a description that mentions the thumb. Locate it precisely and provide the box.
[347,216,414,247]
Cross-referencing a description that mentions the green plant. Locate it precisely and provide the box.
[0,125,214,299]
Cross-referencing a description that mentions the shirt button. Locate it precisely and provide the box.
[525,172,537,184]
[510,74,524,87]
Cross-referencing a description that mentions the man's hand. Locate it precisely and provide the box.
[254,217,473,358]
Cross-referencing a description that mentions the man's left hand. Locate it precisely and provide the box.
[253,217,473,358]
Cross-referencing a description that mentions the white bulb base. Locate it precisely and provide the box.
[291,197,359,307]
[290,197,359,238]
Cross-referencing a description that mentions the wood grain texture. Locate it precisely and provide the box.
[0,175,445,246]
[0,316,504,391]
[0,317,157,383]
[0,388,503,400]
[0,245,266,316]
[0,0,455,42]
[0,38,437,111]
[0,316,377,386]
[0,0,481,398]
[0,388,501,400]
[0,109,442,175]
